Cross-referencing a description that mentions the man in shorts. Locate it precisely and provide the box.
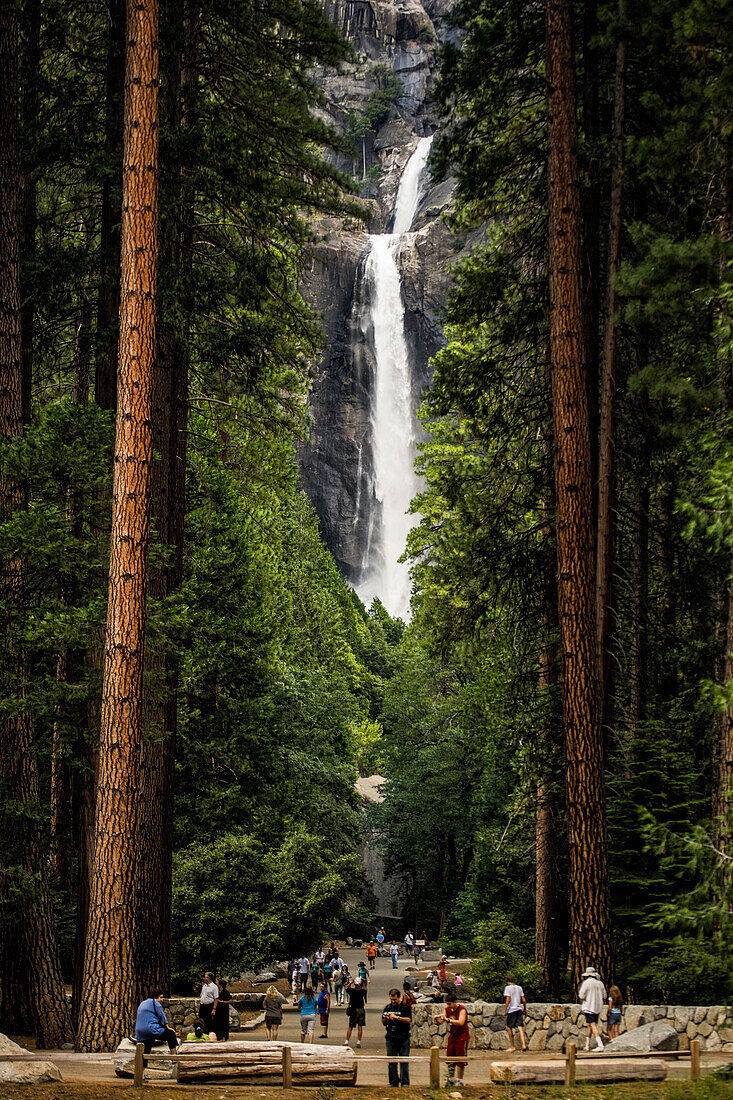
[502,974,527,1052]
[367,941,378,970]
[344,976,367,1048]
[435,991,469,1086]
[578,966,606,1051]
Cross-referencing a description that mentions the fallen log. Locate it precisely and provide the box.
[176,1040,357,1085]
[490,1058,668,1084]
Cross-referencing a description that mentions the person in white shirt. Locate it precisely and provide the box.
[502,975,527,1052]
[404,931,414,953]
[578,966,607,1051]
[199,972,219,1032]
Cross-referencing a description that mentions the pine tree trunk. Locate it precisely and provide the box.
[546,0,611,987]
[582,0,600,527]
[0,0,73,1048]
[536,630,560,995]
[94,0,126,412]
[596,3,628,745]
[19,0,39,425]
[76,0,159,1051]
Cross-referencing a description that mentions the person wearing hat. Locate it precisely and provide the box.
[344,975,366,1047]
[578,967,606,1051]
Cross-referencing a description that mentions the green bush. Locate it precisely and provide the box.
[634,940,733,1004]
[468,911,549,1002]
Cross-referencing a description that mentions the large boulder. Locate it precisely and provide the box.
[0,1034,62,1084]
[604,1020,678,1053]
[254,971,277,984]
[114,1038,177,1080]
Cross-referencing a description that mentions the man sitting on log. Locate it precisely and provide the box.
[133,990,179,1053]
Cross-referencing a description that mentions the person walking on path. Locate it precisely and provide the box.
[344,976,366,1048]
[579,967,606,1051]
[317,982,331,1038]
[502,975,527,1052]
[264,984,286,1041]
[133,990,179,1053]
[199,973,219,1032]
[297,955,310,992]
[298,985,318,1044]
[357,960,370,1003]
[404,931,414,956]
[382,987,412,1087]
[435,991,469,1087]
[337,963,350,1005]
[213,979,232,1041]
[390,941,399,969]
[367,941,377,970]
[413,940,421,965]
[607,985,623,1040]
[376,928,386,956]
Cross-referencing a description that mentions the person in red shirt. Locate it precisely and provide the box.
[435,991,469,1086]
[438,956,448,987]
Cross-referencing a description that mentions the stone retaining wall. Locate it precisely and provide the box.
[410,1002,733,1052]
[161,997,260,1031]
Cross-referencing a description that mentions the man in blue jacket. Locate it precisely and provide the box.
[134,990,179,1053]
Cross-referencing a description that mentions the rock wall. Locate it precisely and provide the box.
[410,1001,733,1053]
[298,0,477,581]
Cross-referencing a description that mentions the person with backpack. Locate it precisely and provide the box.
[344,976,366,1048]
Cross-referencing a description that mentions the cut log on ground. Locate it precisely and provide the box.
[490,1058,668,1083]
[176,1040,357,1085]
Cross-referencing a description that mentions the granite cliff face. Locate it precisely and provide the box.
[299,0,471,585]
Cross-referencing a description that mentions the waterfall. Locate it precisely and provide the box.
[356,135,433,620]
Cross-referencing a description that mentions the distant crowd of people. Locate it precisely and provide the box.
[130,940,625,1090]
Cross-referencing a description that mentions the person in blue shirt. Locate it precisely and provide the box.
[134,990,179,1053]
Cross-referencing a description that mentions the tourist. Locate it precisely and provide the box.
[390,940,399,969]
[213,978,232,1041]
[367,941,377,970]
[264,984,285,1041]
[438,956,448,987]
[133,990,179,1053]
[376,927,386,956]
[310,957,320,988]
[427,970,440,990]
[404,931,414,955]
[337,963,350,1005]
[420,930,429,949]
[454,973,464,987]
[502,974,527,1052]
[317,982,331,1038]
[324,955,333,991]
[344,976,366,1048]
[578,966,606,1051]
[382,986,412,1087]
[607,985,623,1040]
[298,984,318,1044]
[413,940,421,965]
[298,954,310,992]
[402,980,416,1007]
[186,1017,217,1041]
[357,959,370,1003]
[291,968,300,1005]
[199,972,219,1032]
[435,991,469,1087]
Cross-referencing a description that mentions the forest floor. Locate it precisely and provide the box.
[0,1079,731,1100]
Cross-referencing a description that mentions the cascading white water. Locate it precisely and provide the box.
[356,135,433,620]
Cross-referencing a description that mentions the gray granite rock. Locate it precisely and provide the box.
[605,1020,678,1054]
[0,1034,62,1084]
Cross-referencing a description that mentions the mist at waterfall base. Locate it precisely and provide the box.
[355,136,433,621]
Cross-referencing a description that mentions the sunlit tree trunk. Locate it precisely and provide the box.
[596,2,628,746]
[77,0,159,1051]
[546,0,611,986]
